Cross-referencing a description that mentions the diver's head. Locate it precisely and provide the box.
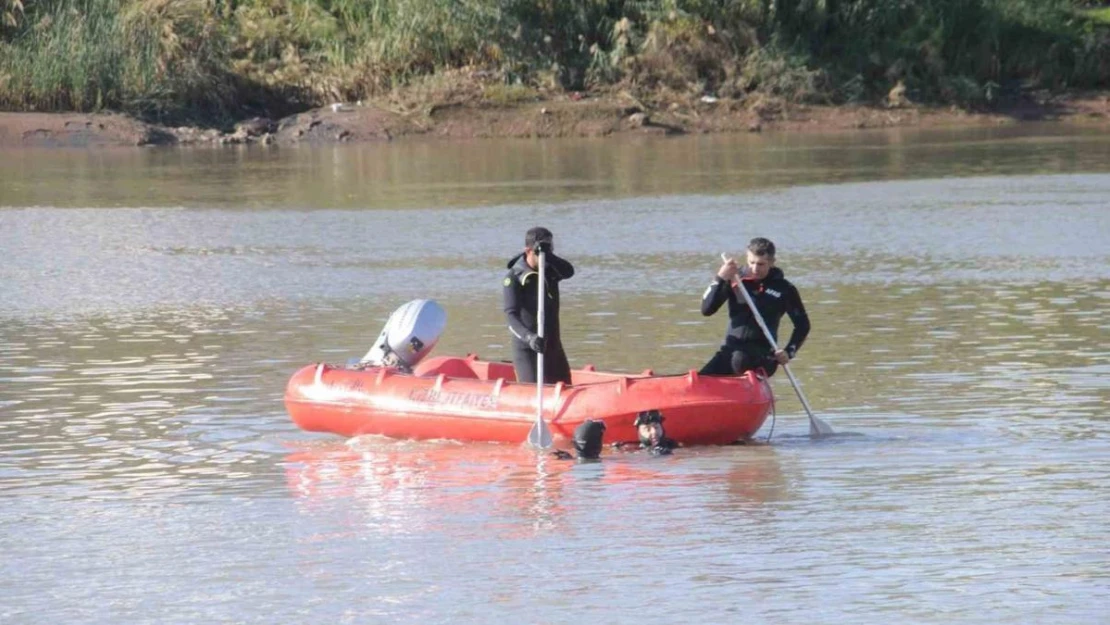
[574,419,606,460]
[634,410,666,448]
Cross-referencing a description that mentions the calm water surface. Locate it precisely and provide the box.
[1,124,1108,624]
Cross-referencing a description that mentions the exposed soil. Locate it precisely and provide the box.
[2,91,1108,149]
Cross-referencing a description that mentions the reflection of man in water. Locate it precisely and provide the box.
[699,237,810,378]
[503,226,575,384]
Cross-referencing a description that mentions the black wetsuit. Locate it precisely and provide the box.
[503,252,575,384]
[699,266,810,377]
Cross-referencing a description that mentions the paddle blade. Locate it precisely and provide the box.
[809,414,835,438]
[527,420,553,449]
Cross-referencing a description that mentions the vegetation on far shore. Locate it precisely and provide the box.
[2,0,1109,127]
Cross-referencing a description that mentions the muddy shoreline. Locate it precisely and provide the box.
[2,92,1107,148]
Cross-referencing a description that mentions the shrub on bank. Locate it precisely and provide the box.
[1,0,1107,124]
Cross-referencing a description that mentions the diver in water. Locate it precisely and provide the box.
[633,410,677,456]
[552,419,606,461]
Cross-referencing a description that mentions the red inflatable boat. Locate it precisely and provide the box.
[285,354,773,446]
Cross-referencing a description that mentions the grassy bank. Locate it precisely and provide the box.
[2,0,1108,126]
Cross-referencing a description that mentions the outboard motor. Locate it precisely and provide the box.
[359,299,447,371]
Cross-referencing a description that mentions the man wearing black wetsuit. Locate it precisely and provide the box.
[699,237,810,377]
[503,227,575,384]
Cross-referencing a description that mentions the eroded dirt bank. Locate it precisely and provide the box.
[2,92,1107,149]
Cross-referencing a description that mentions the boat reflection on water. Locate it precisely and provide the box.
[284,437,576,537]
[283,437,791,539]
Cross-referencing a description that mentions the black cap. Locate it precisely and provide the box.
[634,409,664,427]
[525,227,553,248]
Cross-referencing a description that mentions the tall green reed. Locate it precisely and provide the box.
[1,0,1106,120]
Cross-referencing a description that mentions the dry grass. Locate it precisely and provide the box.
[0,0,1106,123]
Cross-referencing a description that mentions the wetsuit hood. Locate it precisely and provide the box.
[507,253,531,272]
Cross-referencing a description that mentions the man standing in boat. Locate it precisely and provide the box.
[699,237,810,377]
[503,227,575,384]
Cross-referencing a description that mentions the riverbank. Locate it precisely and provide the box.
[2,90,1108,149]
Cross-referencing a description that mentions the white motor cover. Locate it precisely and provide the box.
[359,299,447,369]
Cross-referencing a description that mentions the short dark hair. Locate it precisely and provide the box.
[747,237,776,258]
[525,227,553,248]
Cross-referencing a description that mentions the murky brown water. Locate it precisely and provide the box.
[2,124,1108,624]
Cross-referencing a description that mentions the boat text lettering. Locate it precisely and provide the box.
[408,388,499,410]
[329,379,365,393]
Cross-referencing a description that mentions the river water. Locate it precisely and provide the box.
[1,123,1107,624]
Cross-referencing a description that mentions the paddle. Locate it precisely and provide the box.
[527,248,554,449]
[721,253,834,438]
